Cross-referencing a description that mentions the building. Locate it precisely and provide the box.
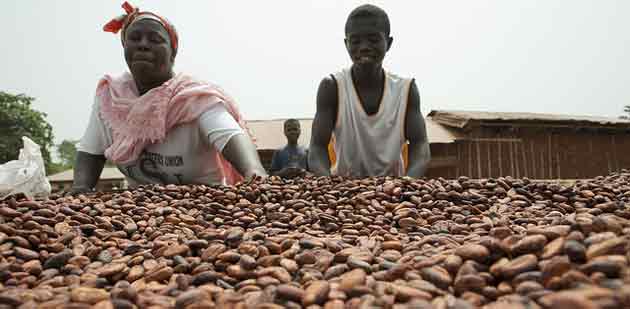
[247,111,630,179]
[425,110,630,179]
[48,167,126,192]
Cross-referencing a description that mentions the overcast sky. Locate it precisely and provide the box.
[2,1,629,144]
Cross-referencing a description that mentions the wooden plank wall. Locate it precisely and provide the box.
[442,127,630,179]
[425,144,457,179]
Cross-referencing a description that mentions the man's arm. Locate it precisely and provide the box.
[72,151,107,193]
[308,76,338,176]
[222,134,268,179]
[405,80,431,178]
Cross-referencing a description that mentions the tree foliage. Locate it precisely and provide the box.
[622,105,630,120]
[57,139,78,168]
[0,91,56,173]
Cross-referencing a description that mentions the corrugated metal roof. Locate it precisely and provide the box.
[48,167,125,182]
[247,117,462,150]
[428,110,630,129]
[425,117,463,143]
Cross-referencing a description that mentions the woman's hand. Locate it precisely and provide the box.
[221,134,268,179]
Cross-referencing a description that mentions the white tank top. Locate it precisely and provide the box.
[331,68,412,177]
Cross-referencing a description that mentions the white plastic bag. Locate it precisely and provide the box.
[0,137,51,200]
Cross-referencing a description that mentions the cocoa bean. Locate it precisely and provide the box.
[510,235,548,256]
[339,268,366,292]
[303,280,330,306]
[43,250,73,269]
[277,284,305,302]
[70,287,109,304]
[500,255,538,278]
[585,237,627,260]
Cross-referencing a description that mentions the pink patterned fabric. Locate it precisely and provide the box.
[96,72,251,184]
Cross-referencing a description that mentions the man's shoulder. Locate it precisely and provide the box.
[385,70,414,83]
[319,75,338,89]
[320,67,353,88]
[317,75,339,110]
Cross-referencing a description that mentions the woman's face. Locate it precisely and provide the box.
[124,19,174,84]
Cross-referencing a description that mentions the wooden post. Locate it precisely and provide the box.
[530,140,536,179]
[456,142,461,177]
[522,139,528,178]
[497,137,505,176]
[514,139,521,178]
[476,140,482,178]
[612,135,619,172]
[487,141,492,177]
[468,141,473,177]
[540,142,547,179]
[548,133,552,179]
[508,138,516,177]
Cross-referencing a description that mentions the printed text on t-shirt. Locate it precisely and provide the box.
[144,152,184,167]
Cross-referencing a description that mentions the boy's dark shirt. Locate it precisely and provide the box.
[270,145,308,172]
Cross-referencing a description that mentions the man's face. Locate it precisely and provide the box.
[284,121,301,144]
[124,19,174,84]
[345,16,392,69]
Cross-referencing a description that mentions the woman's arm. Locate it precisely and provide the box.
[200,104,267,180]
[72,97,111,193]
[72,151,107,193]
[222,134,267,179]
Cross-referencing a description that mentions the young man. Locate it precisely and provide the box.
[309,4,431,177]
[270,119,308,178]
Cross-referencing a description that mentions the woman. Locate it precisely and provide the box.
[72,2,266,192]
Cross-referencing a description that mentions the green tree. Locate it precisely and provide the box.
[57,139,78,168]
[622,105,630,119]
[0,92,56,174]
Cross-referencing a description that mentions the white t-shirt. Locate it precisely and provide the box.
[79,100,244,186]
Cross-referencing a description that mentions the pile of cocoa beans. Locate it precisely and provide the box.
[1,171,630,309]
